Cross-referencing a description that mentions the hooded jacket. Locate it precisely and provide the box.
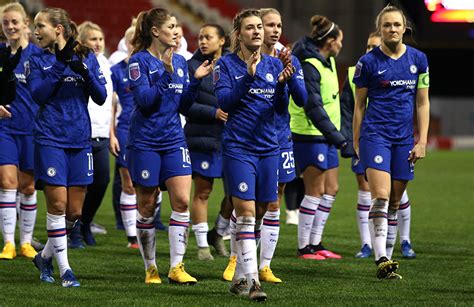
[183,49,230,153]
[291,36,346,148]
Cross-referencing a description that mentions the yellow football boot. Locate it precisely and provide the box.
[145,265,162,284]
[19,243,38,259]
[259,265,282,283]
[0,242,16,260]
[222,255,236,282]
[168,262,197,284]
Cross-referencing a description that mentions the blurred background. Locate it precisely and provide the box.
[2,0,474,149]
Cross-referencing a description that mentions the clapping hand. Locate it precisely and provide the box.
[162,47,174,74]
[278,63,295,83]
[246,51,260,77]
[194,59,216,80]
[55,37,78,64]
[0,46,22,76]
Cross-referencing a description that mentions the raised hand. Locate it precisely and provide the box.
[0,46,22,76]
[54,37,78,63]
[194,59,215,80]
[278,63,295,83]
[277,47,292,67]
[69,60,89,79]
[246,51,260,77]
[162,47,174,74]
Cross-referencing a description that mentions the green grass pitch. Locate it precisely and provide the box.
[0,150,473,305]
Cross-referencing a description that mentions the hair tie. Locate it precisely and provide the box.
[317,22,335,40]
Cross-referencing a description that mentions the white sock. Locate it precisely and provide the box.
[310,194,335,245]
[255,218,262,248]
[236,216,259,285]
[369,199,388,260]
[356,190,372,247]
[41,239,53,259]
[46,213,70,276]
[120,192,137,237]
[0,189,17,245]
[136,212,156,269]
[398,191,411,243]
[215,214,230,237]
[229,211,237,257]
[156,192,163,204]
[230,211,243,281]
[298,195,320,249]
[169,211,189,268]
[386,209,398,259]
[192,222,209,248]
[16,192,20,214]
[259,209,280,270]
[19,192,37,245]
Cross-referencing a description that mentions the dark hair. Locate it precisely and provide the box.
[132,8,171,54]
[310,15,341,48]
[230,8,261,53]
[201,23,230,52]
[375,5,410,33]
[38,8,89,58]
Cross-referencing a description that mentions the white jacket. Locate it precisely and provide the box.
[88,53,113,139]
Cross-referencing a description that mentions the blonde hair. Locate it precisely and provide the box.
[375,5,409,33]
[259,8,280,19]
[77,21,104,53]
[1,2,28,23]
[124,26,135,45]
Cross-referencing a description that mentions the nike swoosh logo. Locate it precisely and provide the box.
[242,251,251,256]
[235,75,244,80]
[149,69,159,74]
[53,245,62,248]
[43,66,52,70]
[332,93,339,99]
[122,78,128,82]
[182,164,190,168]
[87,172,93,176]
[378,69,387,75]
[286,170,294,174]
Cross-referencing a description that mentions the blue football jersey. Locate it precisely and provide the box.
[353,45,429,144]
[111,60,134,133]
[214,53,288,156]
[27,50,107,148]
[127,50,199,151]
[0,43,42,135]
[275,54,307,148]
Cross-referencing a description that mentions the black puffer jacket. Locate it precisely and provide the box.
[292,36,346,148]
[183,49,229,153]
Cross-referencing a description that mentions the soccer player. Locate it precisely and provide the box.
[28,7,107,287]
[0,3,42,260]
[257,7,307,282]
[109,26,140,249]
[74,21,113,247]
[352,5,430,279]
[290,15,346,260]
[127,8,213,285]
[183,23,229,261]
[341,32,417,259]
[214,8,294,301]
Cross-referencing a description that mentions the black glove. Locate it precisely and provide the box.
[54,37,78,64]
[0,46,22,77]
[340,140,355,158]
[69,60,89,80]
